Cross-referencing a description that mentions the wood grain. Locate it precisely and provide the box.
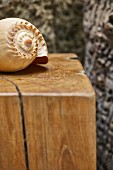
[0,53,96,170]
[0,95,26,170]
[23,96,96,170]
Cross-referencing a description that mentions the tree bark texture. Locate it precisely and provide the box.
[84,0,113,170]
[0,0,84,60]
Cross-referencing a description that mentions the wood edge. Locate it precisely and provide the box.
[0,92,95,97]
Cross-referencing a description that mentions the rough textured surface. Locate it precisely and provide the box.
[0,0,84,61]
[84,0,113,169]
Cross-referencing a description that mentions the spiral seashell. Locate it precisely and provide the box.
[0,18,48,72]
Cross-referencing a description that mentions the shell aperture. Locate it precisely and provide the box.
[0,18,48,72]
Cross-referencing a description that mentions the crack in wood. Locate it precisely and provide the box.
[0,75,30,170]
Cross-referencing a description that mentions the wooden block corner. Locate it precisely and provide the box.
[0,53,96,170]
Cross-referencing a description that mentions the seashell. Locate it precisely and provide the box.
[0,18,48,72]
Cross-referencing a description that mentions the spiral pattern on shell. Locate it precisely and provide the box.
[7,21,47,59]
[0,18,48,72]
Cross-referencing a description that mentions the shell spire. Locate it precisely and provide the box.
[0,18,48,72]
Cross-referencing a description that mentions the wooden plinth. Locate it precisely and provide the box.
[0,54,96,170]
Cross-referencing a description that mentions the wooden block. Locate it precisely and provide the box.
[0,54,96,170]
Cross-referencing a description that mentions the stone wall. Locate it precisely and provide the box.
[0,0,84,61]
[84,0,113,169]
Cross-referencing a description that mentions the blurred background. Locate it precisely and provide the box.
[0,0,84,62]
[1,1,113,170]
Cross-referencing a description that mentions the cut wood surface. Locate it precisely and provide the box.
[0,53,96,170]
[0,53,93,95]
